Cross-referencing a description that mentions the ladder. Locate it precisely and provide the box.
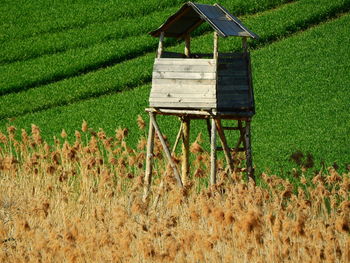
[206,118,254,182]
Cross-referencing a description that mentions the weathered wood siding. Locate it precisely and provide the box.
[150,58,217,109]
[217,53,253,111]
[149,52,254,112]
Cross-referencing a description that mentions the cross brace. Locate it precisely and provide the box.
[143,109,254,201]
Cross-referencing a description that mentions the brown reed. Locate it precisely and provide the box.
[0,121,349,262]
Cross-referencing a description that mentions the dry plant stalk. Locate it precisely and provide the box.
[0,122,349,262]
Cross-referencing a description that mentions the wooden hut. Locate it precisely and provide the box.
[143,2,259,200]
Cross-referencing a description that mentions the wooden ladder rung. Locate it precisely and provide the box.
[216,147,245,152]
[234,147,246,152]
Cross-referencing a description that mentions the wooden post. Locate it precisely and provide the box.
[235,120,244,150]
[210,117,217,185]
[157,32,165,58]
[212,34,219,185]
[244,120,254,181]
[213,32,219,60]
[143,112,155,202]
[215,119,234,178]
[242,37,248,54]
[181,117,190,184]
[149,113,183,187]
[184,34,191,58]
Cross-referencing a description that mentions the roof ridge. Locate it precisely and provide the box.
[149,2,258,39]
[189,2,226,37]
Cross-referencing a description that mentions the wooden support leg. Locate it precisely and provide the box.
[235,120,244,150]
[143,113,155,202]
[215,119,234,181]
[150,113,183,187]
[181,117,190,185]
[244,120,255,181]
[210,117,217,185]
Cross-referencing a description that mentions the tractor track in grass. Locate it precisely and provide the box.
[1,9,349,123]
[0,0,298,97]
[0,0,348,101]
[0,8,178,66]
[0,0,295,65]
[0,0,348,125]
[0,0,187,43]
[0,40,157,97]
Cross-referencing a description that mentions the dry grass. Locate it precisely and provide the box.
[0,121,349,262]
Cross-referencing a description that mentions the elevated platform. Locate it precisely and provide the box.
[146,107,254,119]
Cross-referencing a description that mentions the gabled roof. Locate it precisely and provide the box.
[149,2,259,39]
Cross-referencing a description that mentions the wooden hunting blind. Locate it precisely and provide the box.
[143,2,259,201]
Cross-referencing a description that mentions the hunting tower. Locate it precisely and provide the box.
[144,2,259,200]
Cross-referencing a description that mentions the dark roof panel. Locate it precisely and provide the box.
[193,3,225,19]
[149,2,258,39]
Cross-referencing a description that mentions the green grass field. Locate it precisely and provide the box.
[0,0,349,177]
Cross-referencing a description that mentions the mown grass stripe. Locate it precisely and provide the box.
[0,0,300,95]
[2,13,349,176]
[0,7,179,65]
[0,0,295,65]
[0,35,159,96]
[0,0,186,43]
[0,0,348,121]
[0,0,347,100]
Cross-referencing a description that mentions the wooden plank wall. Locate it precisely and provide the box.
[150,58,217,109]
[217,53,253,110]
